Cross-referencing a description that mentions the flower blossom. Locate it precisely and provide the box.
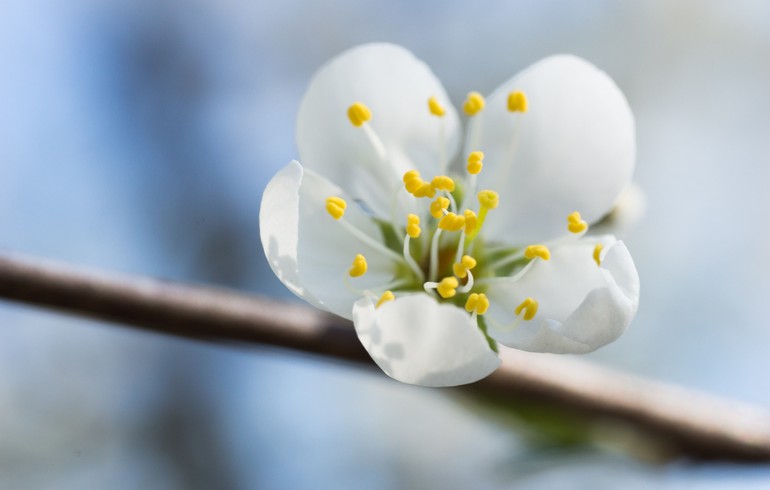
[260,43,640,387]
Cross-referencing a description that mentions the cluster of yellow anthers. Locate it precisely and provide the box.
[323,88,602,328]
[409,156,507,318]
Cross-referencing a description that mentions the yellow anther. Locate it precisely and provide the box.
[347,102,372,127]
[403,170,421,184]
[348,254,368,278]
[452,255,477,279]
[428,96,446,117]
[463,209,478,234]
[436,276,459,299]
[430,196,450,219]
[465,293,490,315]
[478,190,500,210]
[465,294,479,312]
[524,244,551,261]
[467,151,484,175]
[413,181,436,199]
[514,297,538,321]
[452,263,464,278]
[476,295,490,315]
[507,90,528,112]
[404,179,422,194]
[406,214,421,238]
[404,174,423,195]
[403,169,438,198]
[567,211,588,234]
[325,196,347,220]
[463,91,486,116]
[438,212,466,232]
[431,175,455,192]
[376,290,395,308]
[593,243,604,266]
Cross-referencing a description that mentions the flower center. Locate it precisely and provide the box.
[323,92,601,336]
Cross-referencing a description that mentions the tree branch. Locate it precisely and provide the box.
[0,252,768,462]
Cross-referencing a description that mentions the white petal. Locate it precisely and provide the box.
[590,182,647,234]
[468,55,635,243]
[260,161,399,319]
[485,239,639,353]
[297,43,461,218]
[353,294,500,387]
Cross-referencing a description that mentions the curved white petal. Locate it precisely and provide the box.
[260,161,400,319]
[353,294,500,387]
[468,55,635,243]
[485,239,639,353]
[297,43,461,218]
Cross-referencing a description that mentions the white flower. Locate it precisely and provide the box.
[260,43,640,387]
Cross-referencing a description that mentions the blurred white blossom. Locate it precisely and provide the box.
[261,43,639,386]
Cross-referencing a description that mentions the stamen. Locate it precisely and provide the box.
[362,124,388,164]
[485,240,555,271]
[376,290,395,308]
[413,182,436,199]
[432,176,457,211]
[430,197,450,219]
[496,93,528,185]
[457,270,475,294]
[431,175,455,192]
[429,228,442,281]
[463,92,485,116]
[406,213,421,238]
[438,212,465,232]
[514,297,538,320]
[467,151,484,175]
[325,196,347,220]
[484,250,525,272]
[428,96,446,117]
[593,243,603,266]
[444,191,457,213]
[454,212,474,260]
[337,219,401,262]
[347,279,411,299]
[461,152,484,211]
[347,102,372,126]
[343,275,367,296]
[464,93,486,155]
[524,245,551,261]
[403,170,422,194]
[347,102,388,164]
[507,91,528,113]
[348,254,368,277]
[329,205,403,263]
[452,254,477,279]
[455,231,467,264]
[428,97,449,170]
[465,293,490,315]
[486,296,537,332]
[403,170,436,199]
[436,276,459,299]
[403,214,425,282]
[567,211,588,234]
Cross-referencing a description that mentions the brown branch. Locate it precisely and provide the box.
[0,252,769,462]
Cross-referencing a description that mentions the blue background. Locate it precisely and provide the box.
[1,1,770,488]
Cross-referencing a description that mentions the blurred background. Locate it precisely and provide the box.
[1,0,770,488]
